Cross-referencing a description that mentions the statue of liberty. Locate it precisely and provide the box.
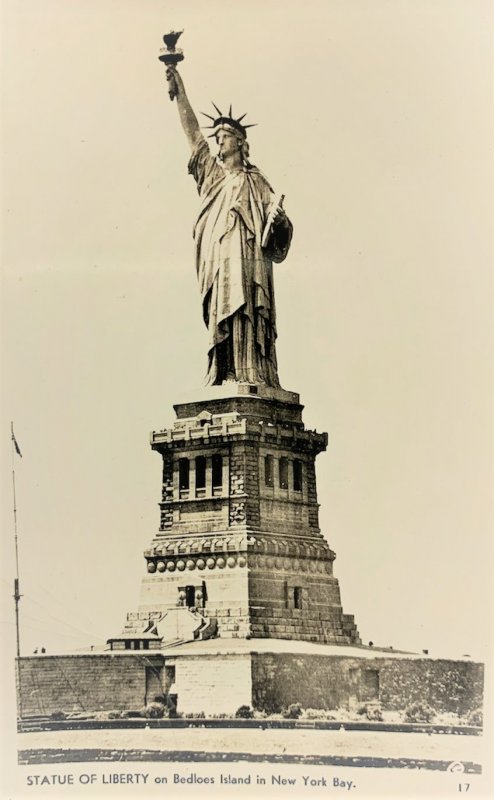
[164,54,293,388]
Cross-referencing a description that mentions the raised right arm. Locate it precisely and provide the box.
[166,66,203,151]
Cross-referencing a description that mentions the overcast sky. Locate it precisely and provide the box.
[1,0,492,662]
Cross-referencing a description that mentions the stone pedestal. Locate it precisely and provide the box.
[20,387,484,722]
[109,384,360,649]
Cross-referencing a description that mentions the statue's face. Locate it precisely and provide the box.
[215,129,241,160]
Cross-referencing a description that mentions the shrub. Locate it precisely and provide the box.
[366,707,383,722]
[50,711,66,720]
[107,710,123,719]
[261,700,282,715]
[185,711,206,719]
[302,708,324,720]
[357,704,383,722]
[466,708,483,727]
[404,702,436,724]
[282,703,303,720]
[142,702,167,719]
[301,708,337,720]
[235,705,254,719]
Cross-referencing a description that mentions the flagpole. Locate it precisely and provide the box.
[11,421,22,658]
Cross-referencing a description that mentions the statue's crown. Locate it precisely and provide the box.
[201,103,257,139]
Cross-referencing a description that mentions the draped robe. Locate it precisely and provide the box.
[188,137,292,386]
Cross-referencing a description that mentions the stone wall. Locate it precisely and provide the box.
[378,658,485,716]
[17,652,249,718]
[17,649,484,719]
[248,567,359,644]
[17,654,159,717]
[251,653,484,715]
[172,654,252,716]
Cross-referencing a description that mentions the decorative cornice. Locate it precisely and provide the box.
[151,412,327,454]
[144,531,335,567]
[152,413,246,447]
[146,553,248,573]
[148,529,332,550]
[143,550,335,574]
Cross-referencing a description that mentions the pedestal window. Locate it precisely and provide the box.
[279,457,289,490]
[293,459,303,492]
[264,455,274,487]
[212,454,223,495]
[195,456,206,497]
[179,458,190,498]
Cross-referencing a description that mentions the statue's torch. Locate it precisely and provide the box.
[159,30,184,101]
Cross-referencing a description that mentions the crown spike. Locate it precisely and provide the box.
[211,102,223,116]
[200,111,216,121]
[236,113,247,123]
[229,104,233,117]
[243,123,257,129]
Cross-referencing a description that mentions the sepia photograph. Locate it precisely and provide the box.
[1,1,493,797]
